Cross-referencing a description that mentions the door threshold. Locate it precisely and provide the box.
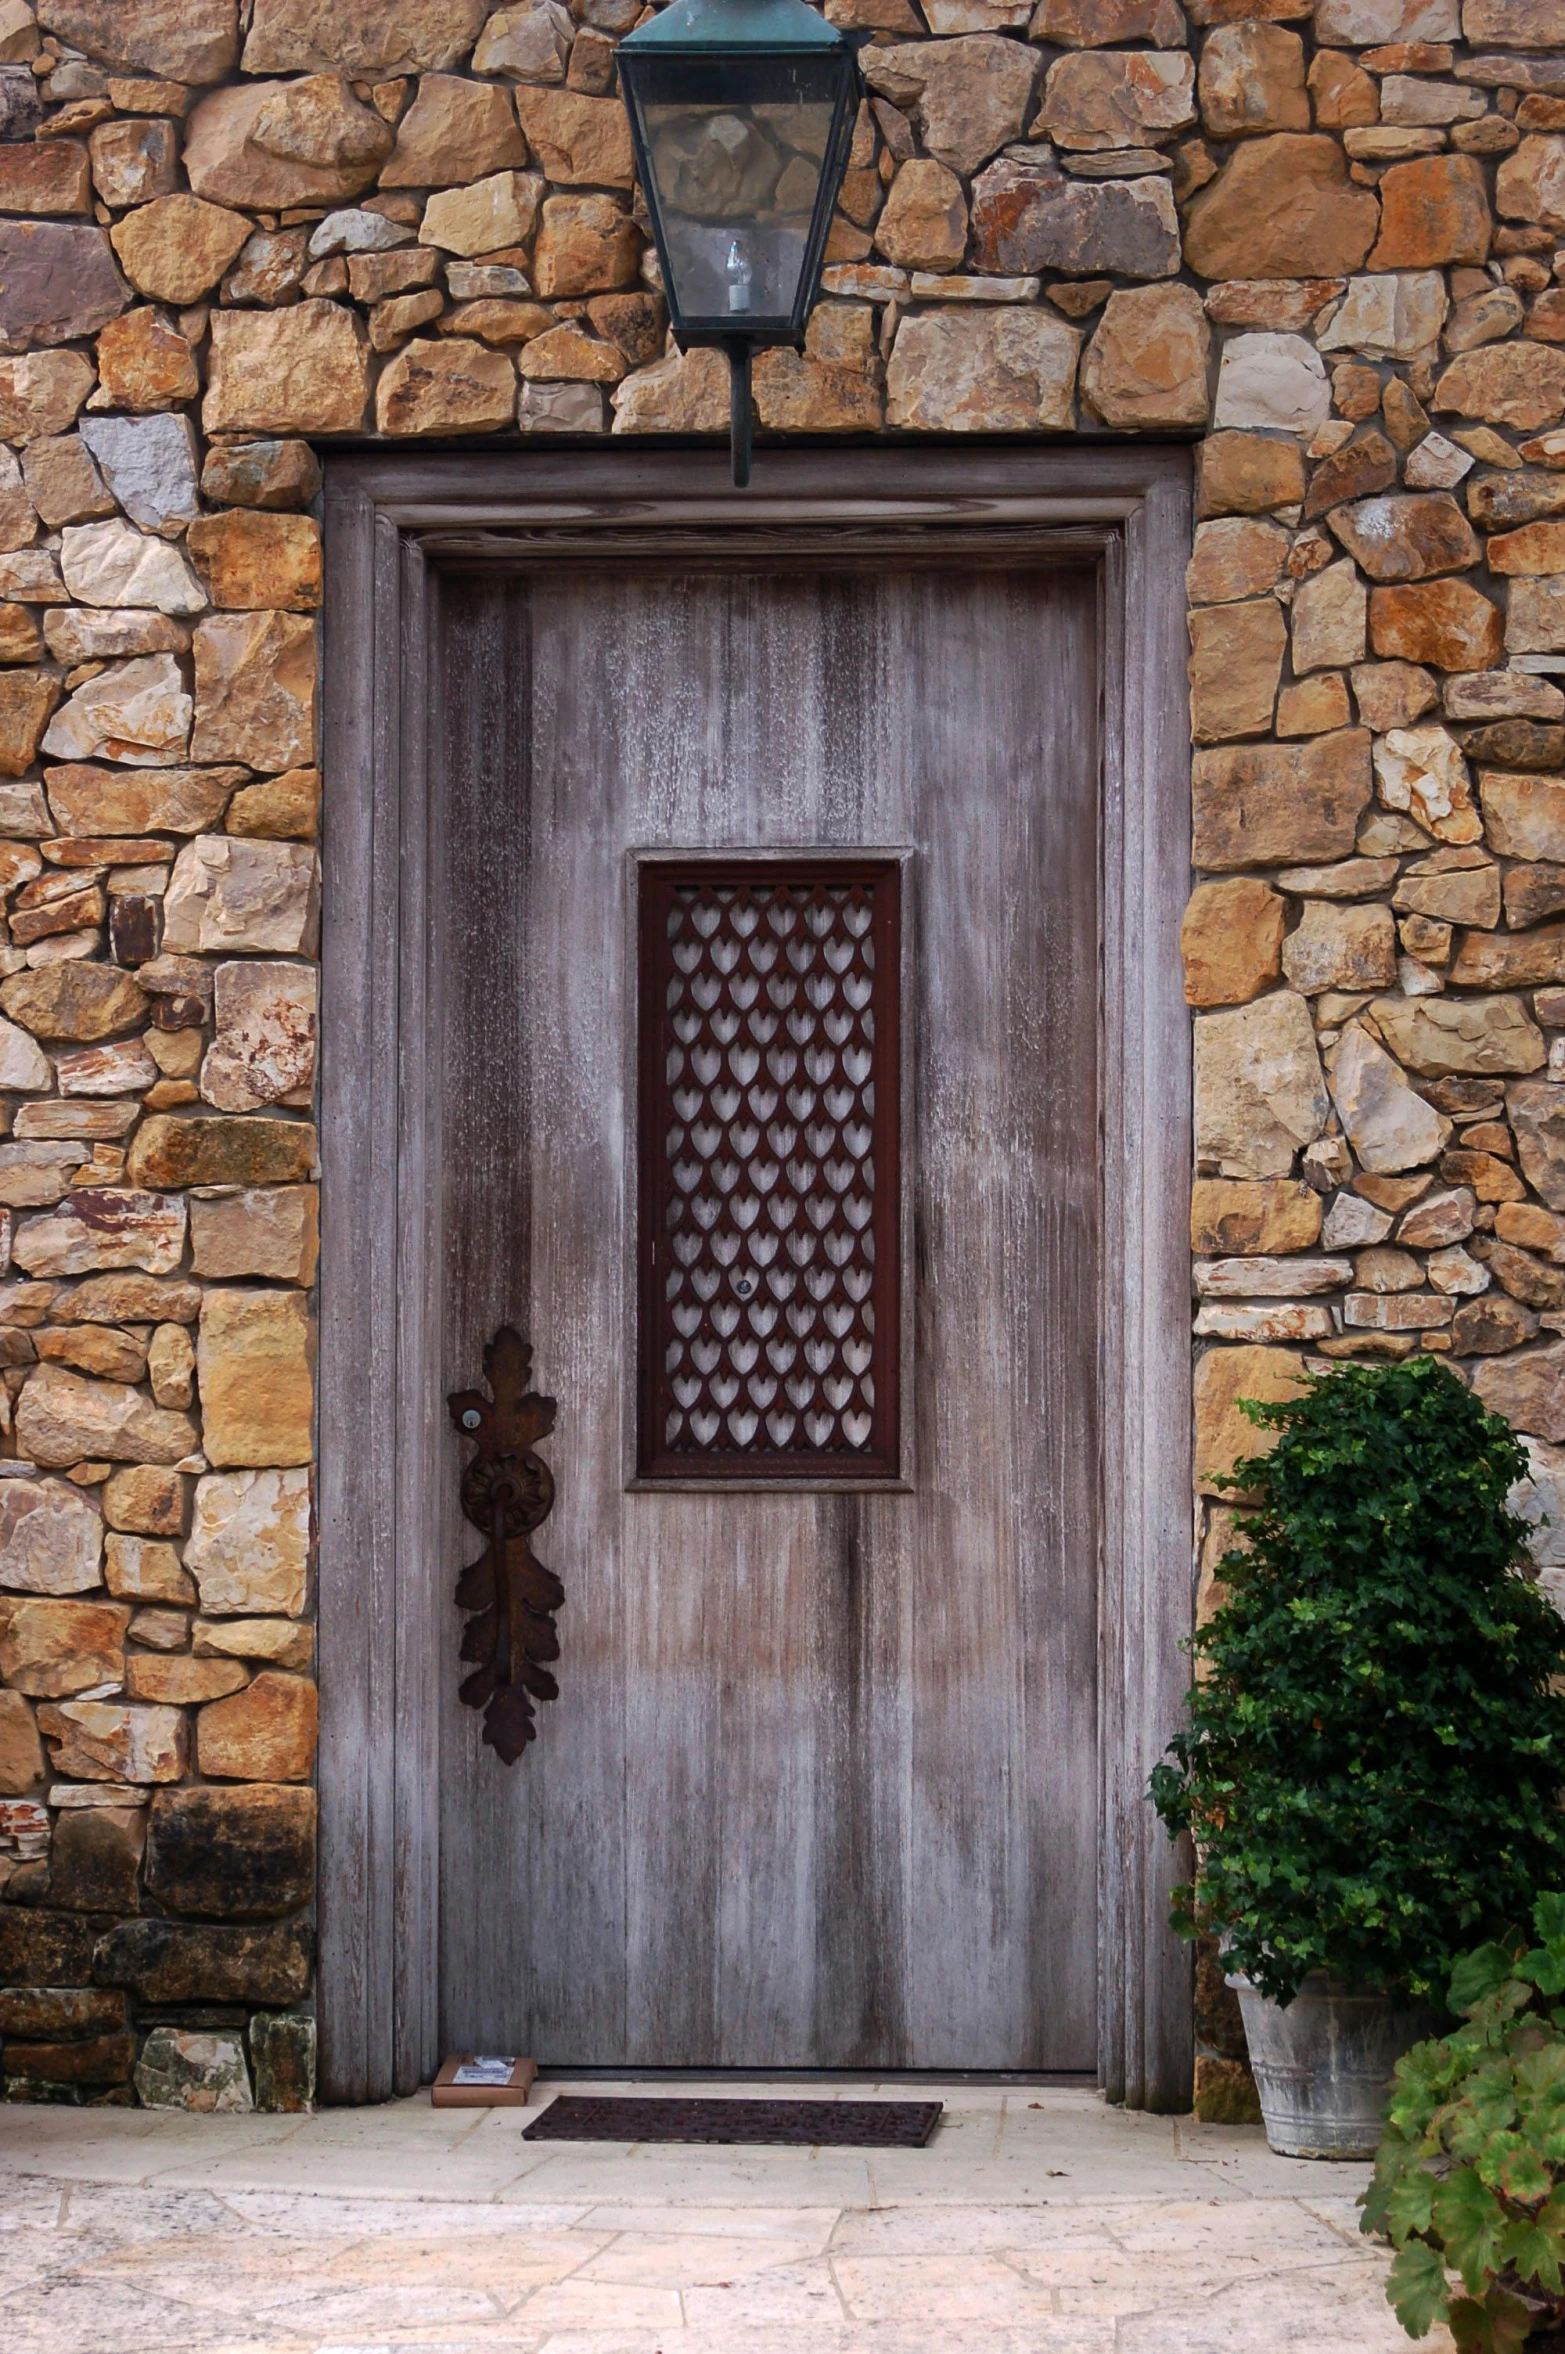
[533,2067,1099,2087]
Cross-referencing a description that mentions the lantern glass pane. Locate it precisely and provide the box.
[631,57,845,332]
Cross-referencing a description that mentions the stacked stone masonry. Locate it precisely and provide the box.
[0,0,1563,2115]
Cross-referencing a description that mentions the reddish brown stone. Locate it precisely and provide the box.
[0,224,128,353]
[1327,493,1481,582]
[1369,581,1505,671]
[1302,431,1398,522]
[1197,433,1306,518]
[0,141,91,216]
[95,308,197,412]
[1369,155,1493,270]
[0,669,60,777]
[197,1672,317,1781]
[1192,729,1372,870]
[1182,136,1380,282]
[1435,345,1565,433]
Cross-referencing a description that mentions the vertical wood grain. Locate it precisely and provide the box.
[435,562,1101,2069]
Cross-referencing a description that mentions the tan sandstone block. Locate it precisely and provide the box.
[1182,878,1285,1007]
[197,1294,314,1469]
[184,512,320,613]
[376,338,516,436]
[38,0,236,82]
[182,78,391,211]
[1192,729,1372,869]
[419,169,543,258]
[1183,135,1380,281]
[0,1689,44,1793]
[1292,562,1368,673]
[1081,282,1210,429]
[1191,1178,1322,1257]
[103,1532,193,1603]
[204,302,371,436]
[241,0,487,75]
[193,1616,313,1668]
[876,160,967,273]
[185,1466,309,1617]
[532,192,637,296]
[36,1696,184,1782]
[1434,345,1565,434]
[513,87,634,185]
[110,195,250,306]
[190,611,316,771]
[380,73,526,186]
[102,1465,185,1538]
[1372,994,1547,1076]
[1198,23,1309,140]
[1196,433,1306,518]
[125,1655,245,1705]
[0,1595,127,1697]
[886,307,1079,431]
[1194,1344,1308,1495]
[0,1474,102,1595]
[1189,599,1285,742]
[197,1671,316,1781]
[15,1364,196,1468]
[1370,580,1505,670]
[611,346,728,434]
[225,768,319,842]
[1281,900,1398,994]
[189,1187,318,1285]
[1194,991,1328,1178]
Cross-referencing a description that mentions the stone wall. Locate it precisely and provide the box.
[0,0,1562,2113]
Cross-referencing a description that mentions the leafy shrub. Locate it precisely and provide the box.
[1149,1357,1565,2005]
[1365,1894,1565,2353]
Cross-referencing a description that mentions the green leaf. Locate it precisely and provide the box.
[1386,2240,1450,2339]
[1451,1947,1523,2018]
[1433,2167,1509,2294]
[1448,2287,1533,2354]
[1500,2213,1565,2298]
[1533,1894,1565,1945]
[1383,2169,1437,2243]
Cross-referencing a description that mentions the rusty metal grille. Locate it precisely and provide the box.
[637,860,901,1481]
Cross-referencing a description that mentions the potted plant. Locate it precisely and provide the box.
[1364,1891,1565,2353]
[1151,1356,1565,2159]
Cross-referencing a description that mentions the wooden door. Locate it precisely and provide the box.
[435,560,1102,2071]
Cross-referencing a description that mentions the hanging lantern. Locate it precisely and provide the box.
[618,0,861,487]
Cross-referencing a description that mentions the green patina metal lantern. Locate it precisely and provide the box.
[618,0,861,487]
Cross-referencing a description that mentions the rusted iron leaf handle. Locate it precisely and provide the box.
[447,1327,564,1766]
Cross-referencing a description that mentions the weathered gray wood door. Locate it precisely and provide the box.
[434,558,1101,2071]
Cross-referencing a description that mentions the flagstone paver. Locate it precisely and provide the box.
[0,2082,1444,2353]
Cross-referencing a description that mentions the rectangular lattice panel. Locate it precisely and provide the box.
[637,860,902,1481]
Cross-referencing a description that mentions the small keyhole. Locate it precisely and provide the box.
[461,1409,482,1431]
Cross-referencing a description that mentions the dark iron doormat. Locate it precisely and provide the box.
[520,2095,943,2147]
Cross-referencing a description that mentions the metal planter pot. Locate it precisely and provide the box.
[1228,1973,1440,2159]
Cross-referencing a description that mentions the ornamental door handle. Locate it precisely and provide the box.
[447,1327,563,1765]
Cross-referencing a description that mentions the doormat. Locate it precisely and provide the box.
[520,2095,943,2147]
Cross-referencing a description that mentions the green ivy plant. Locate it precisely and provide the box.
[1149,1357,1565,2005]
[1364,1894,1565,2354]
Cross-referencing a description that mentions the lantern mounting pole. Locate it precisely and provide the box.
[726,339,753,490]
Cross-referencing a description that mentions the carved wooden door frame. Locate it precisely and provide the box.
[317,443,1195,2110]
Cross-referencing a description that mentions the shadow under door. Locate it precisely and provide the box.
[435,558,1102,2072]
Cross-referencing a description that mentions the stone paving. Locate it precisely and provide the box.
[0,2080,1444,2353]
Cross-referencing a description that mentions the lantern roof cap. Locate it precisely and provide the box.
[620,0,848,54]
